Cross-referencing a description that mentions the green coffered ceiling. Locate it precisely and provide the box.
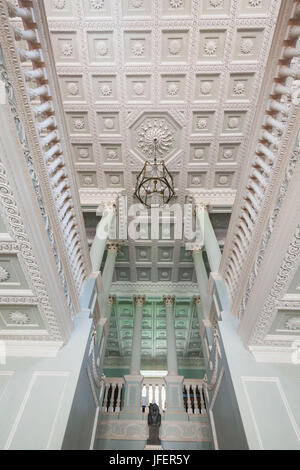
[104,297,203,369]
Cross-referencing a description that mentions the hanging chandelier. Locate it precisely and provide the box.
[134,138,175,208]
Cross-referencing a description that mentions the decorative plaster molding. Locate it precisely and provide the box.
[249,225,300,346]
[96,420,148,441]
[187,190,236,208]
[80,189,125,208]
[0,42,77,316]
[110,282,199,296]
[0,158,63,341]
[160,419,212,443]
[238,145,300,320]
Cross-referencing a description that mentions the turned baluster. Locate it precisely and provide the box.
[145,383,150,413]
[102,383,110,412]
[158,383,162,412]
[192,385,200,414]
[109,384,117,413]
[199,384,207,414]
[186,384,193,415]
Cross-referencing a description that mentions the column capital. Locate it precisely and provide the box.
[193,296,201,306]
[185,242,204,254]
[95,192,120,215]
[134,295,146,307]
[194,200,210,211]
[102,201,117,214]
[108,295,116,306]
[163,295,175,306]
[106,242,120,254]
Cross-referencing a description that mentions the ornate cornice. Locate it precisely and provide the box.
[110,282,199,296]
[79,189,124,209]
[187,190,236,208]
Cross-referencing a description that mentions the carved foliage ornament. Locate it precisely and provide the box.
[204,40,217,56]
[0,266,9,282]
[61,43,73,57]
[137,119,175,157]
[241,39,254,55]
[134,295,146,306]
[209,0,223,7]
[163,295,175,306]
[132,0,143,7]
[9,311,30,325]
[170,0,183,8]
[53,0,66,10]
[91,0,104,9]
[249,0,262,6]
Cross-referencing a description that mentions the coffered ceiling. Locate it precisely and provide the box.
[83,211,230,285]
[42,0,281,292]
[104,296,204,369]
[44,0,281,207]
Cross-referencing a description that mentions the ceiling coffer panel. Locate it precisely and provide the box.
[44,0,280,207]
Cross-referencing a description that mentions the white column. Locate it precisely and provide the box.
[191,247,211,317]
[90,203,116,272]
[195,202,222,274]
[130,295,145,375]
[99,242,120,318]
[163,295,178,376]
[96,295,116,372]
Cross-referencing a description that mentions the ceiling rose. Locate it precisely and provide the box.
[137,119,175,158]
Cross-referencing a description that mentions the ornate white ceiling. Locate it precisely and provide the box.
[42,0,282,290]
[44,0,281,206]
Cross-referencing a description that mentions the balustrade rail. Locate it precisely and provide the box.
[101,378,206,415]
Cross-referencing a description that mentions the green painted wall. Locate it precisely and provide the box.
[214,312,300,450]
[0,311,92,450]
[62,324,97,450]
